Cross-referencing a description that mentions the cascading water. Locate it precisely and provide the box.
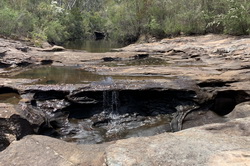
[36,77,185,144]
[101,77,123,137]
[102,90,119,116]
[101,77,118,116]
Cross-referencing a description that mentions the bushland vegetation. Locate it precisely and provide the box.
[0,0,249,45]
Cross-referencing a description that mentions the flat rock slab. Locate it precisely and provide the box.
[1,35,250,92]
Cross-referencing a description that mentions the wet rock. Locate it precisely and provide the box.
[0,115,34,151]
[17,98,46,131]
[36,99,70,111]
[17,94,70,135]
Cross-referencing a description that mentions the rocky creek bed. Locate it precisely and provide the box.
[0,34,250,165]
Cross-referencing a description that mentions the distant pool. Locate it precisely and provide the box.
[64,40,125,53]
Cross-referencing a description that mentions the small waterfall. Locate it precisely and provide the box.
[91,76,123,136]
[98,77,123,136]
[102,90,122,137]
[101,77,119,116]
[102,90,120,117]
[103,90,109,113]
[111,90,119,116]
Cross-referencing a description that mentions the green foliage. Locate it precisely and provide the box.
[0,0,250,45]
[63,8,85,40]
[105,2,140,43]
[14,11,35,37]
[147,16,165,37]
[222,0,250,35]
[45,21,69,44]
[30,28,47,47]
[0,8,19,36]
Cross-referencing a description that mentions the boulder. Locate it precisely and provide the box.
[0,135,110,166]
[226,101,250,119]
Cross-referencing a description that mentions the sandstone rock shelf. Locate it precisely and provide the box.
[0,34,249,165]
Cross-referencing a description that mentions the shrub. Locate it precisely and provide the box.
[14,11,35,37]
[45,21,69,44]
[223,0,250,35]
[0,8,19,36]
[30,29,47,47]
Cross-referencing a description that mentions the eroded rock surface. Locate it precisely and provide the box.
[0,117,249,166]
[0,34,250,165]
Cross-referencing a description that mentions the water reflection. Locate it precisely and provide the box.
[13,66,106,84]
[64,40,124,53]
[0,93,20,104]
[12,66,169,85]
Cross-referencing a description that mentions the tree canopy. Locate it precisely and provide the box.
[0,0,249,45]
